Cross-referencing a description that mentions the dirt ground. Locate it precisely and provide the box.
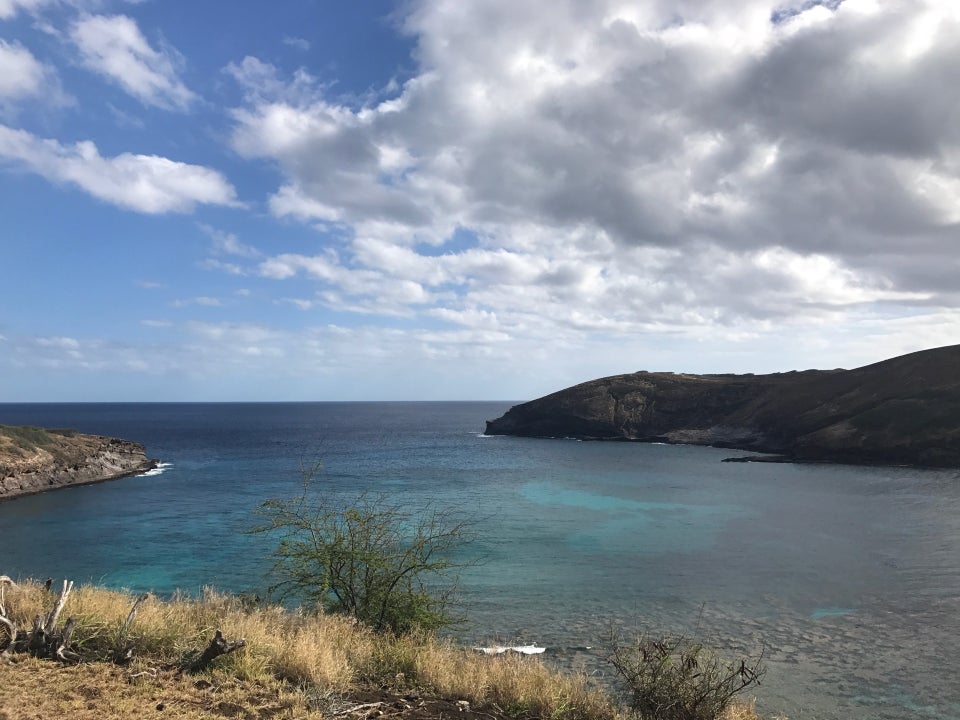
[0,656,517,720]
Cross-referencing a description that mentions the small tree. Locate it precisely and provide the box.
[253,475,474,634]
[608,634,765,720]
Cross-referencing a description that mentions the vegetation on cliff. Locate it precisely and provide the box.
[0,425,155,500]
[486,345,960,467]
[0,424,77,459]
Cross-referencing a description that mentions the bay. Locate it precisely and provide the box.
[0,402,958,720]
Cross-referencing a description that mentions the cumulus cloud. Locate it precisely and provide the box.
[71,14,196,110]
[225,0,960,358]
[0,124,238,212]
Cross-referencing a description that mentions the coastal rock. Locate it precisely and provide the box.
[0,428,157,500]
[485,345,960,467]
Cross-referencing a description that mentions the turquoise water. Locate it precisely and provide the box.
[0,402,958,719]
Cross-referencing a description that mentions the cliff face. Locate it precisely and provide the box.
[0,428,157,501]
[485,345,960,467]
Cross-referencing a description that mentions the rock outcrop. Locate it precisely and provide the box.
[0,428,157,500]
[486,345,960,467]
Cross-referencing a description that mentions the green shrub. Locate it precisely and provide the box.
[608,634,764,720]
[253,472,475,634]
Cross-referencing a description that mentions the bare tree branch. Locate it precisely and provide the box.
[188,630,247,673]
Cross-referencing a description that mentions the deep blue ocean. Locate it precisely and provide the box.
[1,402,958,720]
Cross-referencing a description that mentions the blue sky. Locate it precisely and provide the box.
[1,0,959,401]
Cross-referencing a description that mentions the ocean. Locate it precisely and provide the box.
[0,402,958,719]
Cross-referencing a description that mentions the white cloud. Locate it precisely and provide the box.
[9,304,960,400]
[282,36,310,52]
[0,0,49,20]
[200,258,245,276]
[71,14,196,110]
[222,0,960,363]
[280,298,314,310]
[16,1,951,399]
[268,184,343,222]
[0,40,69,109]
[199,224,261,258]
[172,296,223,308]
[0,124,238,212]
[225,55,322,106]
[0,40,46,99]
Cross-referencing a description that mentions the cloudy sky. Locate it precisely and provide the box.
[0,0,958,401]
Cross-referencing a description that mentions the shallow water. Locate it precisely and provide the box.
[0,402,958,719]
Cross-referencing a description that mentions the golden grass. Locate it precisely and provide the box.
[1,580,617,719]
[1,579,770,720]
[405,638,609,719]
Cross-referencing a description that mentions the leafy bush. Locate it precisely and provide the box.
[253,474,475,634]
[608,634,764,720]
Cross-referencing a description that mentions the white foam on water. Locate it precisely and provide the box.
[473,644,546,655]
[138,462,173,477]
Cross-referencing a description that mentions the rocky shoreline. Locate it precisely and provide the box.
[0,429,157,501]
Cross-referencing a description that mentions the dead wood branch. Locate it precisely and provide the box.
[188,629,247,673]
[43,579,73,632]
[0,575,78,662]
[55,617,80,663]
[114,593,150,664]
[333,702,386,716]
[0,576,17,657]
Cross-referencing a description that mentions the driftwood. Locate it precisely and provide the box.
[0,577,79,662]
[188,629,247,673]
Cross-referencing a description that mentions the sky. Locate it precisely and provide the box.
[0,0,958,401]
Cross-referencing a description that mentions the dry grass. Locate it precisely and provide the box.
[1,579,769,720]
[1,580,621,720]
[0,655,322,720]
[4,581,375,690]
[351,632,613,720]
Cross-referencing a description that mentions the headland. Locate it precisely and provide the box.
[0,425,157,500]
[486,345,960,467]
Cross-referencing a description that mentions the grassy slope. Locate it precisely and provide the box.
[0,425,87,473]
[0,580,764,720]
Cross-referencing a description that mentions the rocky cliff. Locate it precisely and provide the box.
[485,345,960,467]
[0,426,157,500]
